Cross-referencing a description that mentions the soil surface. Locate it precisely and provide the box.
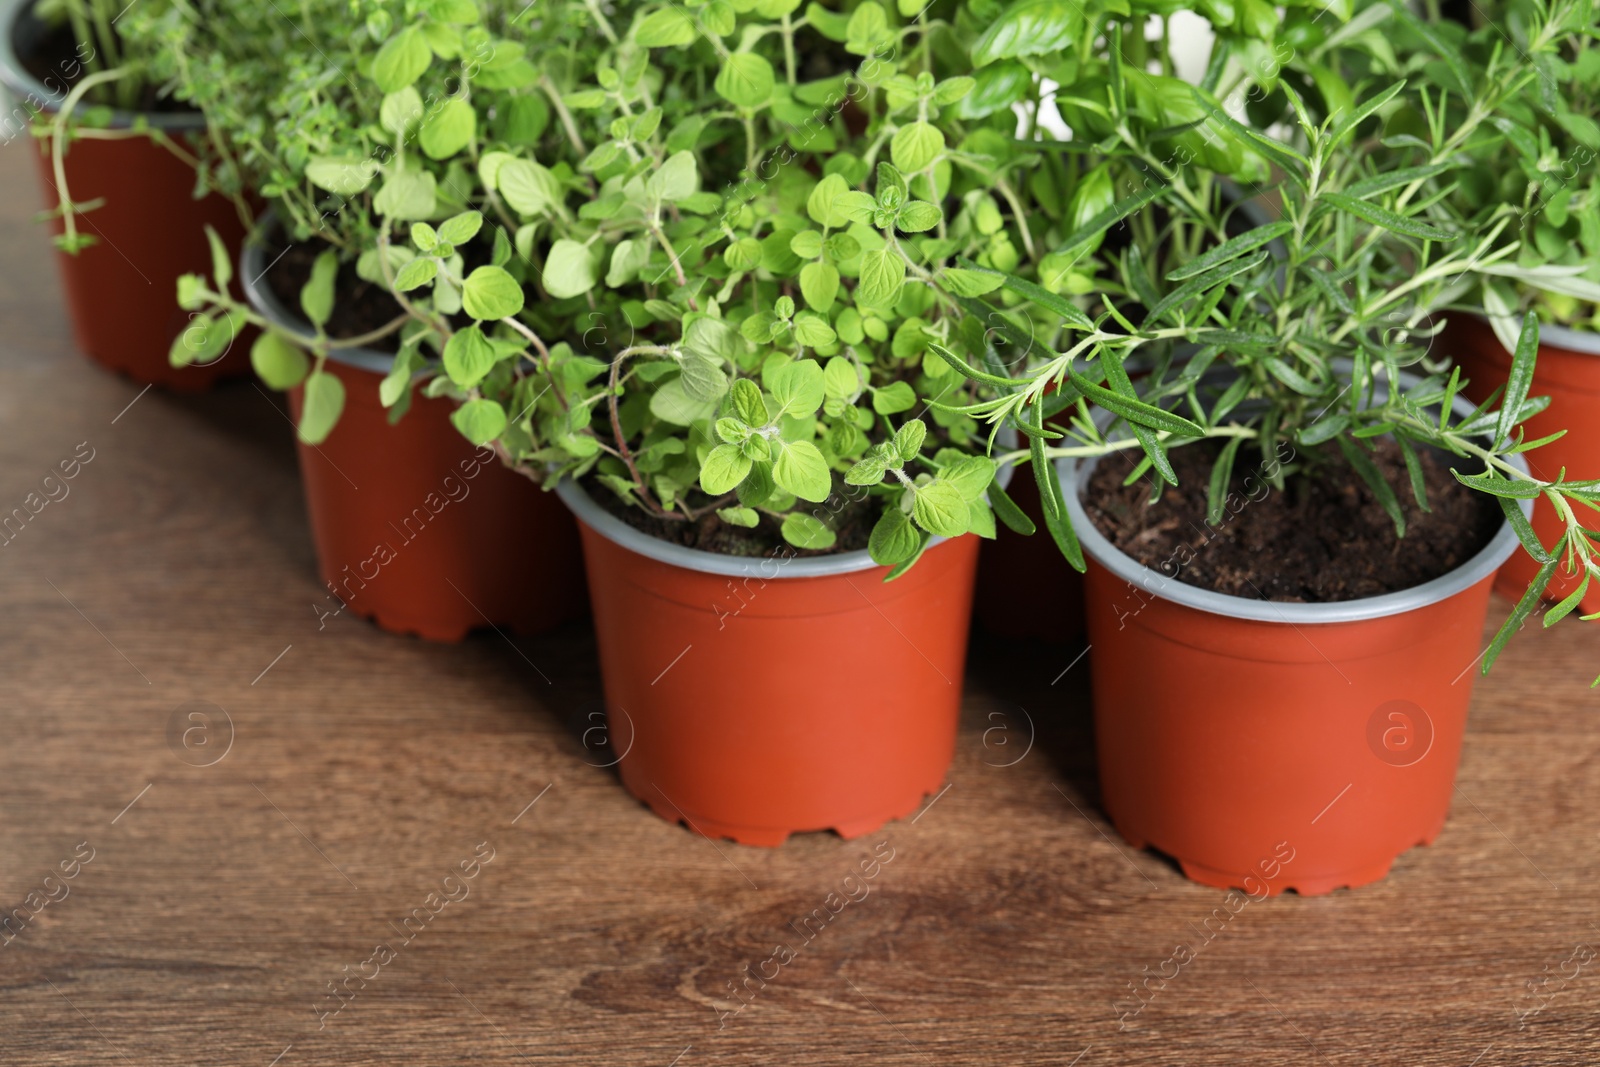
[1083,437,1503,602]
[266,241,409,350]
[20,21,185,114]
[590,478,877,558]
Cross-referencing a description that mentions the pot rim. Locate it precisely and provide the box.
[1057,372,1533,624]
[240,213,396,377]
[0,0,205,131]
[558,432,1017,580]
[1468,309,1600,358]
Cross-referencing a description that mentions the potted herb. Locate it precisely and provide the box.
[1415,0,1600,616]
[0,0,251,389]
[166,0,587,640]
[956,0,1597,893]
[376,0,1088,843]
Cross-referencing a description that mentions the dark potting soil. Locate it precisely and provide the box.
[588,477,878,558]
[1084,438,1503,602]
[19,22,187,115]
[265,241,410,351]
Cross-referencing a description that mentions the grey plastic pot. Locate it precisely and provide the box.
[1057,380,1529,895]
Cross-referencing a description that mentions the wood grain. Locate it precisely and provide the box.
[1,142,1598,1067]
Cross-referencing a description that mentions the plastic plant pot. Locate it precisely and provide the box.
[556,476,983,847]
[0,0,250,391]
[1058,390,1528,895]
[1444,313,1600,615]
[242,238,586,641]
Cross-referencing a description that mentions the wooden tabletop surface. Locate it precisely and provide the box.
[2,145,1599,1067]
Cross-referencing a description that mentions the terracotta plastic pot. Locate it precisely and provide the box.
[557,478,982,846]
[1445,312,1600,615]
[0,0,250,391]
[242,239,585,641]
[1061,390,1527,895]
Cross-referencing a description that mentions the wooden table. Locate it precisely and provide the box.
[2,146,1597,1067]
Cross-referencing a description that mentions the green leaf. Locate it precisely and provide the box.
[393,256,439,291]
[299,251,337,329]
[647,150,699,202]
[1498,496,1554,564]
[977,261,1094,331]
[890,122,944,173]
[451,399,507,446]
[1496,312,1539,449]
[373,170,437,220]
[858,249,906,309]
[1482,558,1558,675]
[793,313,836,347]
[372,26,431,92]
[700,443,753,495]
[379,346,418,409]
[731,378,768,425]
[833,191,879,225]
[1328,79,1406,147]
[897,201,941,233]
[1047,184,1163,260]
[497,159,561,217]
[913,481,969,537]
[807,173,850,227]
[443,324,498,388]
[942,456,996,501]
[1544,572,1590,628]
[872,381,916,415]
[1338,436,1405,537]
[894,419,926,463]
[718,506,761,528]
[1341,163,1457,202]
[205,226,232,290]
[988,479,1036,535]
[1187,84,1309,180]
[1205,436,1244,525]
[1319,192,1455,241]
[298,369,345,445]
[250,332,308,390]
[635,5,697,46]
[380,87,425,136]
[419,97,475,159]
[1451,469,1543,499]
[1067,371,1205,437]
[462,265,525,320]
[800,261,840,311]
[773,440,831,502]
[941,267,1006,297]
[970,0,1084,67]
[715,52,775,108]
[869,507,921,564]
[1166,222,1291,281]
[781,512,837,549]
[651,376,719,425]
[543,239,598,299]
[1030,403,1083,571]
[770,358,826,417]
[437,210,483,246]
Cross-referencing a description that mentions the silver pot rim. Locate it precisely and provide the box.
[0,0,206,131]
[239,213,396,377]
[1057,372,1532,624]
[559,431,1017,580]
